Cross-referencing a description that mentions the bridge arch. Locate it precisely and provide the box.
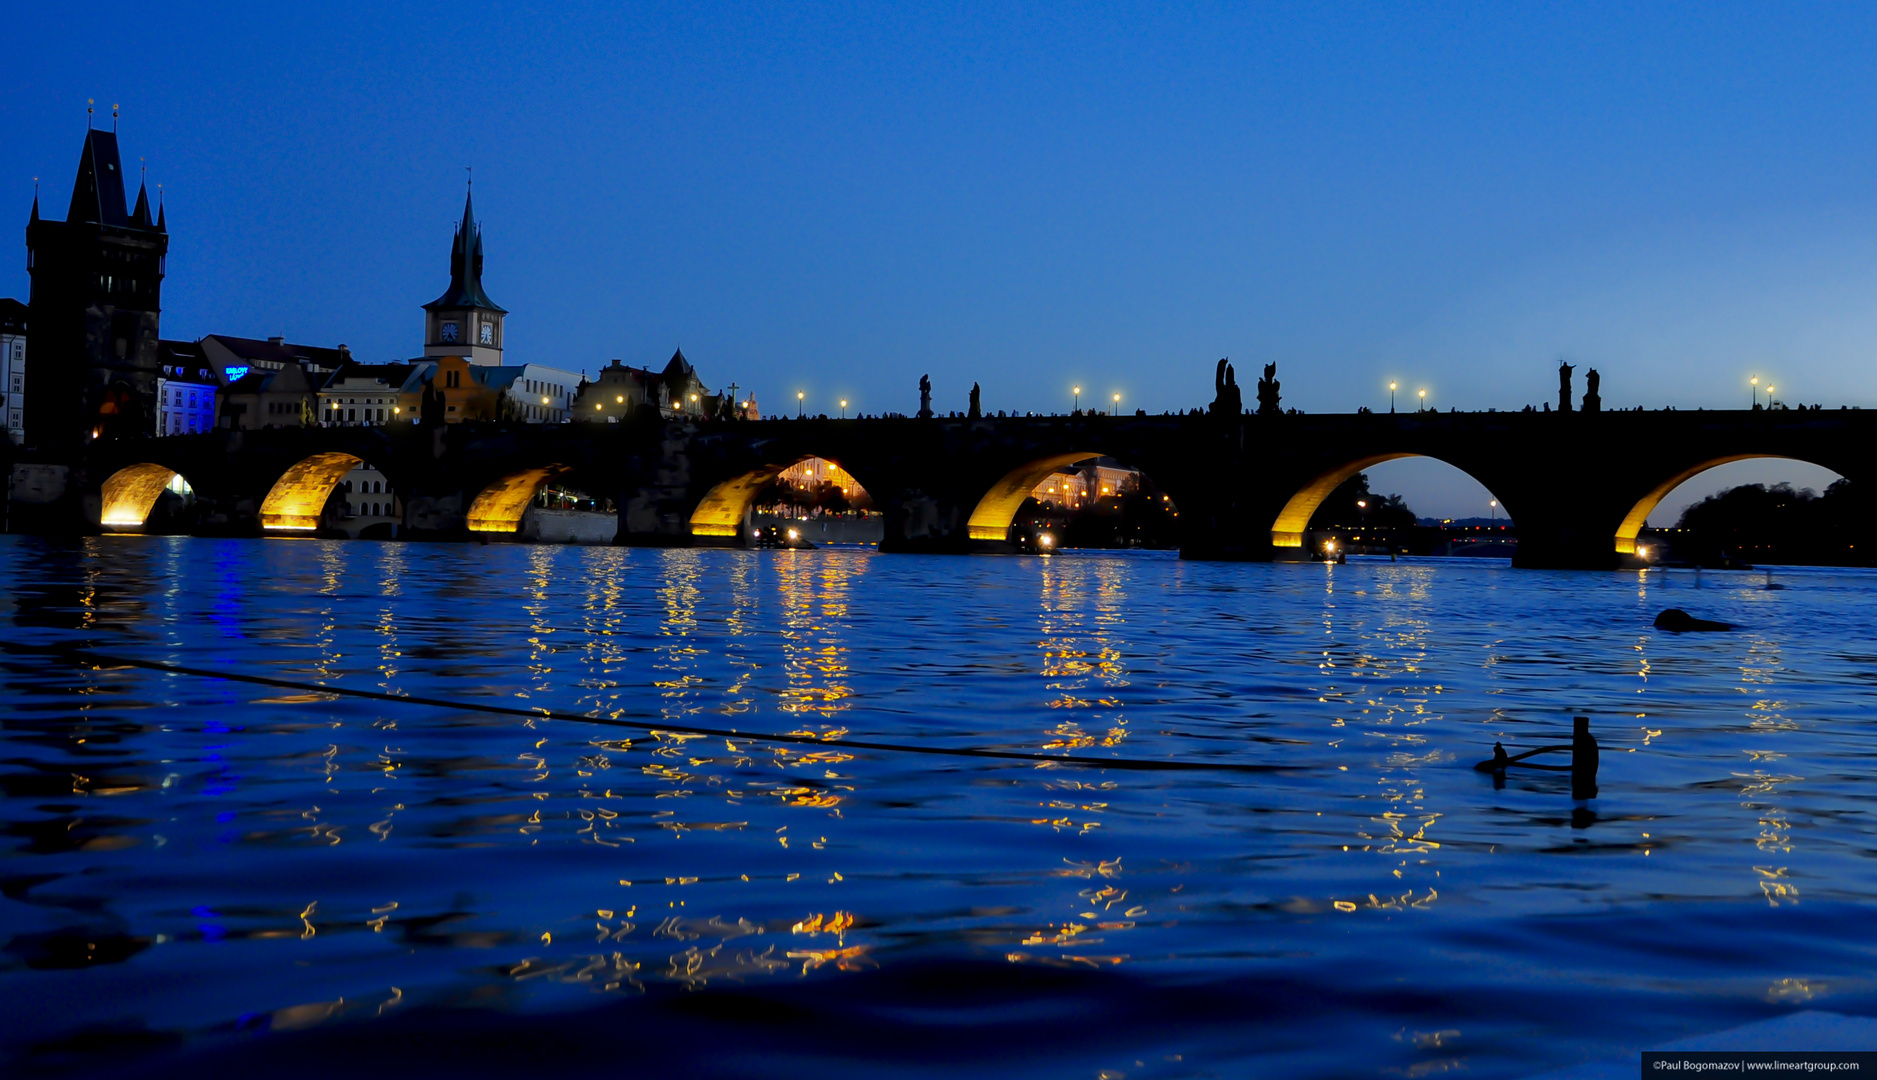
[1613,454,1844,555]
[467,465,575,534]
[259,451,380,532]
[966,452,1107,541]
[1270,453,1508,549]
[688,455,876,539]
[965,450,1181,547]
[99,462,197,530]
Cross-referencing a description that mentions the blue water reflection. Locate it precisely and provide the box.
[3,535,1877,1077]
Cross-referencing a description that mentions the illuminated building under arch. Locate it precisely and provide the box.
[966,452,1108,541]
[689,457,871,539]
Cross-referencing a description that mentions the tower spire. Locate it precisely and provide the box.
[156,184,166,232]
[131,161,152,228]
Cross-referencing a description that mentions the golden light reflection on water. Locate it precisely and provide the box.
[32,541,1877,1045]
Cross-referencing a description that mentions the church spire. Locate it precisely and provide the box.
[424,184,504,314]
[156,186,166,232]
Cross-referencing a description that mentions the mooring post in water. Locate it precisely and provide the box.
[1474,717,1599,802]
[1571,715,1598,801]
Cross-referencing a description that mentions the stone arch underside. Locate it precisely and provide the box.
[966,451,1108,541]
[467,465,572,534]
[260,452,365,531]
[1269,453,1422,548]
[690,465,792,538]
[1612,454,1840,554]
[100,463,185,529]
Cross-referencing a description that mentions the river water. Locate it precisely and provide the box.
[3,536,1875,1078]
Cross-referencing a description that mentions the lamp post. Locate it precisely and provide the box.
[1073,386,1081,413]
[797,391,804,419]
[1389,382,1397,413]
[1112,392,1121,416]
[1750,376,1759,409]
[1489,499,1497,526]
[840,399,848,419]
[1766,386,1775,409]
[1418,388,1427,412]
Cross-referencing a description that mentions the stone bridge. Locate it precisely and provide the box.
[26,406,1877,569]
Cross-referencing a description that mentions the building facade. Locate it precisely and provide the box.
[155,340,219,435]
[24,128,168,451]
[328,462,399,538]
[572,349,739,422]
[319,362,414,426]
[219,362,319,429]
[0,298,24,443]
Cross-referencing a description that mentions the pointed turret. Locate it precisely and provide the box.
[131,180,152,228]
[29,191,39,223]
[662,348,694,380]
[155,194,166,232]
[424,188,504,314]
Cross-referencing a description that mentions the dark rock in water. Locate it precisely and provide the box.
[1654,608,1732,632]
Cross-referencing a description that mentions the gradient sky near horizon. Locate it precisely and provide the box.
[4,2,1874,518]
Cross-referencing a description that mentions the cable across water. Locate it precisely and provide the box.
[0,638,1296,774]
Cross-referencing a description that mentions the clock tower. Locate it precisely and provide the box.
[422,188,505,366]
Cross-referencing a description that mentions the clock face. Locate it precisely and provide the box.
[440,321,460,343]
[479,323,494,345]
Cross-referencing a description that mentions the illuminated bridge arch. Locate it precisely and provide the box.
[965,451,1115,541]
[99,462,194,530]
[260,451,372,532]
[1270,453,1507,549]
[467,465,573,534]
[1613,454,1842,555]
[688,455,874,539]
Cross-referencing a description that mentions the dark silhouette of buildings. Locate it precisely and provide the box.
[25,127,168,451]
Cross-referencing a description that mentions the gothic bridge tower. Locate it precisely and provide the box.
[422,188,506,366]
[25,125,168,451]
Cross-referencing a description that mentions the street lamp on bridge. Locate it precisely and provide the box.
[1389,382,1397,413]
[1073,386,1081,413]
[797,391,804,418]
[1112,392,1121,416]
[1490,499,1498,526]
[1750,376,1759,410]
[840,399,848,419]
[1418,388,1427,412]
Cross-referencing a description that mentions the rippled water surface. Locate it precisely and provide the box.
[4,535,1877,1078]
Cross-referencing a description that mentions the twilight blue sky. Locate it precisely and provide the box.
[4,2,1873,516]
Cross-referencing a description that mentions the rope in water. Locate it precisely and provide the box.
[0,638,1293,775]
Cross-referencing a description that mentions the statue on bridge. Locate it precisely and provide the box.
[1558,361,1574,413]
[1582,368,1601,413]
[968,382,981,419]
[1211,359,1242,418]
[918,374,933,419]
[1256,362,1281,416]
